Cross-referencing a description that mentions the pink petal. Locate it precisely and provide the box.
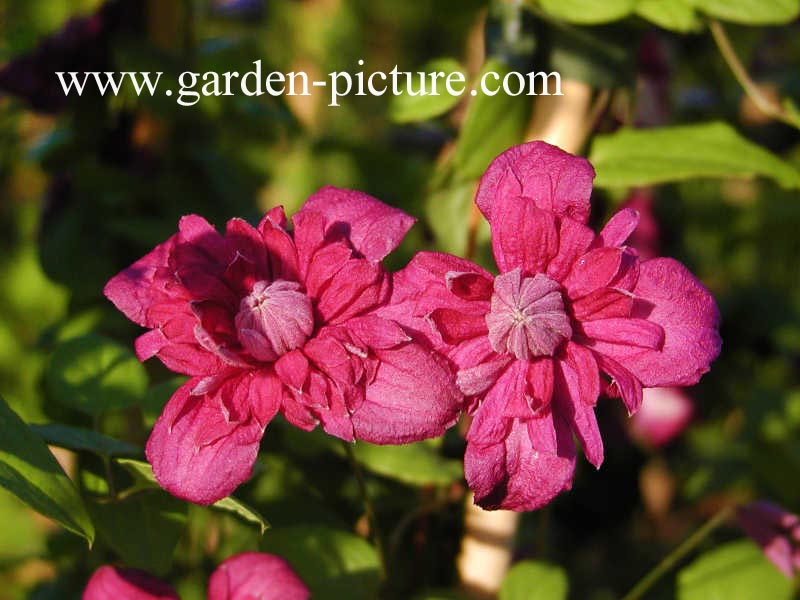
[344,315,411,349]
[314,259,389,324]
[83,566,179,600]
[145,371,281,505]
[563,247,638,299]
[490,201,558,276]
[256,212,300,282]
[350,342,462,444]
[594,353,643,415]
[571,288,634,321]
[457,355,513,397]
[597,258,722,387]
[446,271,494,301]
[629,387,693,447]
[580,318,665,350]
[596,208,640,248]
[546,217,595,283]
[555,349,603,468]
[429,308,488,344]
[299,186,416,262]
[476,141,595,225]
[208,552,309,600]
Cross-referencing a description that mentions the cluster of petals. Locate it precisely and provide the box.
[104,187,460,505]
[382,141,721,511]
[83,552,309,600]
[738,501,800,579]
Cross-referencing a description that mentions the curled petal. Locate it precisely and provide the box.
[208,552,309,600]
[299,186,416,262]
[146,372,281,505]
[596,208,640,248]
[555,349,604,468]
[83,566,179,600]
[476,141,595,225]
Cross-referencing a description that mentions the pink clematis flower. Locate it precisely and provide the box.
[104,187,460,504]
[208,552,309,600]
[629,386,694,448]
[83,566,179,600]
[383,141,721,511]
[738,501,800,578]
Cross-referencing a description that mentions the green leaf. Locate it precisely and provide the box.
[500,561,569,600]
[390,58,466,123]
[0,396,94,543]
[31,424,140,457]
[352,440,463,486]
[636,0,702,32]
[589,122,800,189]
[89,491,187,575]
[678,540,793,600]
[453,59,531,180]
[212,496,270,534]
[260,525,381,600]
[539,0,636,24]
[46,334,149,416]
[116,458,268,532]
[690,0,800,25]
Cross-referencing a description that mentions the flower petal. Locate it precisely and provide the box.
[490,201,558,276]
[555,349,603,468]
[476,141,595,225]
[146,371,281,505]
[83,566,179,600]
[299,186,416,262]
[596,208,640,248]
[208,552,309,600]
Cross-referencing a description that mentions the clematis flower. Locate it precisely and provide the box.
[104,187,460,504]
[383,141,721,511]
[83,566,179,600]
[738,501,800,578]
[629,386,694,448]
[208,552,309,600]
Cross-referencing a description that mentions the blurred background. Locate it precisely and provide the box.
[1,1,800,598]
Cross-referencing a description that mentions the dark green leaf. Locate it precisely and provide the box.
[390,58,466,123]
[589,122,800,189]
[46,334,149,416]
[678,540,793,600]
[31,423,140,457]
[89,491,187,575]
[0,396,94,543]
[691,0,800,25]
[212,496,270,534]
[500,561,569,600]
[260,525,381,600]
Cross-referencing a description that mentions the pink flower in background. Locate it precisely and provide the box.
[738,501,800,578]
[83,566,179,600]
[384,141,721,511]
[629,387,694,448]
[84,553,308,600]
[208,552,309,600]
[105,187,460,504]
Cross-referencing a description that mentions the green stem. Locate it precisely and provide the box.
[709,19,800,130]
[620,504,736,600]
[343,442,388,580]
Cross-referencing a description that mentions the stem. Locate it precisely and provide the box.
[620,504,736,600]
[709,19,800,129]
[343,441,387,580]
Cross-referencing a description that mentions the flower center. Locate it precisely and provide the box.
[235,279,314,362]
[485,269,571,360]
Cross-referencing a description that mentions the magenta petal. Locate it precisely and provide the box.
[594,353,643,415]
[491,201,558,275]
[581,317,665,350]
[476,141,595,225]
[546,217,595,283]
[208,552,309,600]
[457,355,512,397]
[446,271,494,301]
[603,258,722,387]
[555,351,603,468]
[597,208,640,248]
[83,566,179,600]
[571,288,634,321]
[465,415,576,512]
[146,372,280,505]
[300,186,416,262]
[344,315,411,349]
[430,308,489,344]
[351,342,461,444]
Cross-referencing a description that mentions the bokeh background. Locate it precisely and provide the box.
[1,1,800,599]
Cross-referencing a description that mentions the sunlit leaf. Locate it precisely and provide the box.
[500,561,569,600]
[539,0,636,24]
[636,0,702,32]
[390,58,466,123]
[351,440,463,486]
[690,0,800,24]
[212,496,270,534]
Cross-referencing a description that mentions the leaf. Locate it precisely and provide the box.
[46,334,149,416]
[260,525,381,600]
[212,496,270,534]
[453,59,531,180]
[89,491,187,575]
[678,540,793,600]
[390,58,466,123]
[500,561,569,600]
[589,122,800,189]
[689,0,800,25]
[636,0,702,32]
[31,424,141,457]
[539,0,636,24]
[0,396,94,543]
[116,459,268,532]
[352,440,463,486]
